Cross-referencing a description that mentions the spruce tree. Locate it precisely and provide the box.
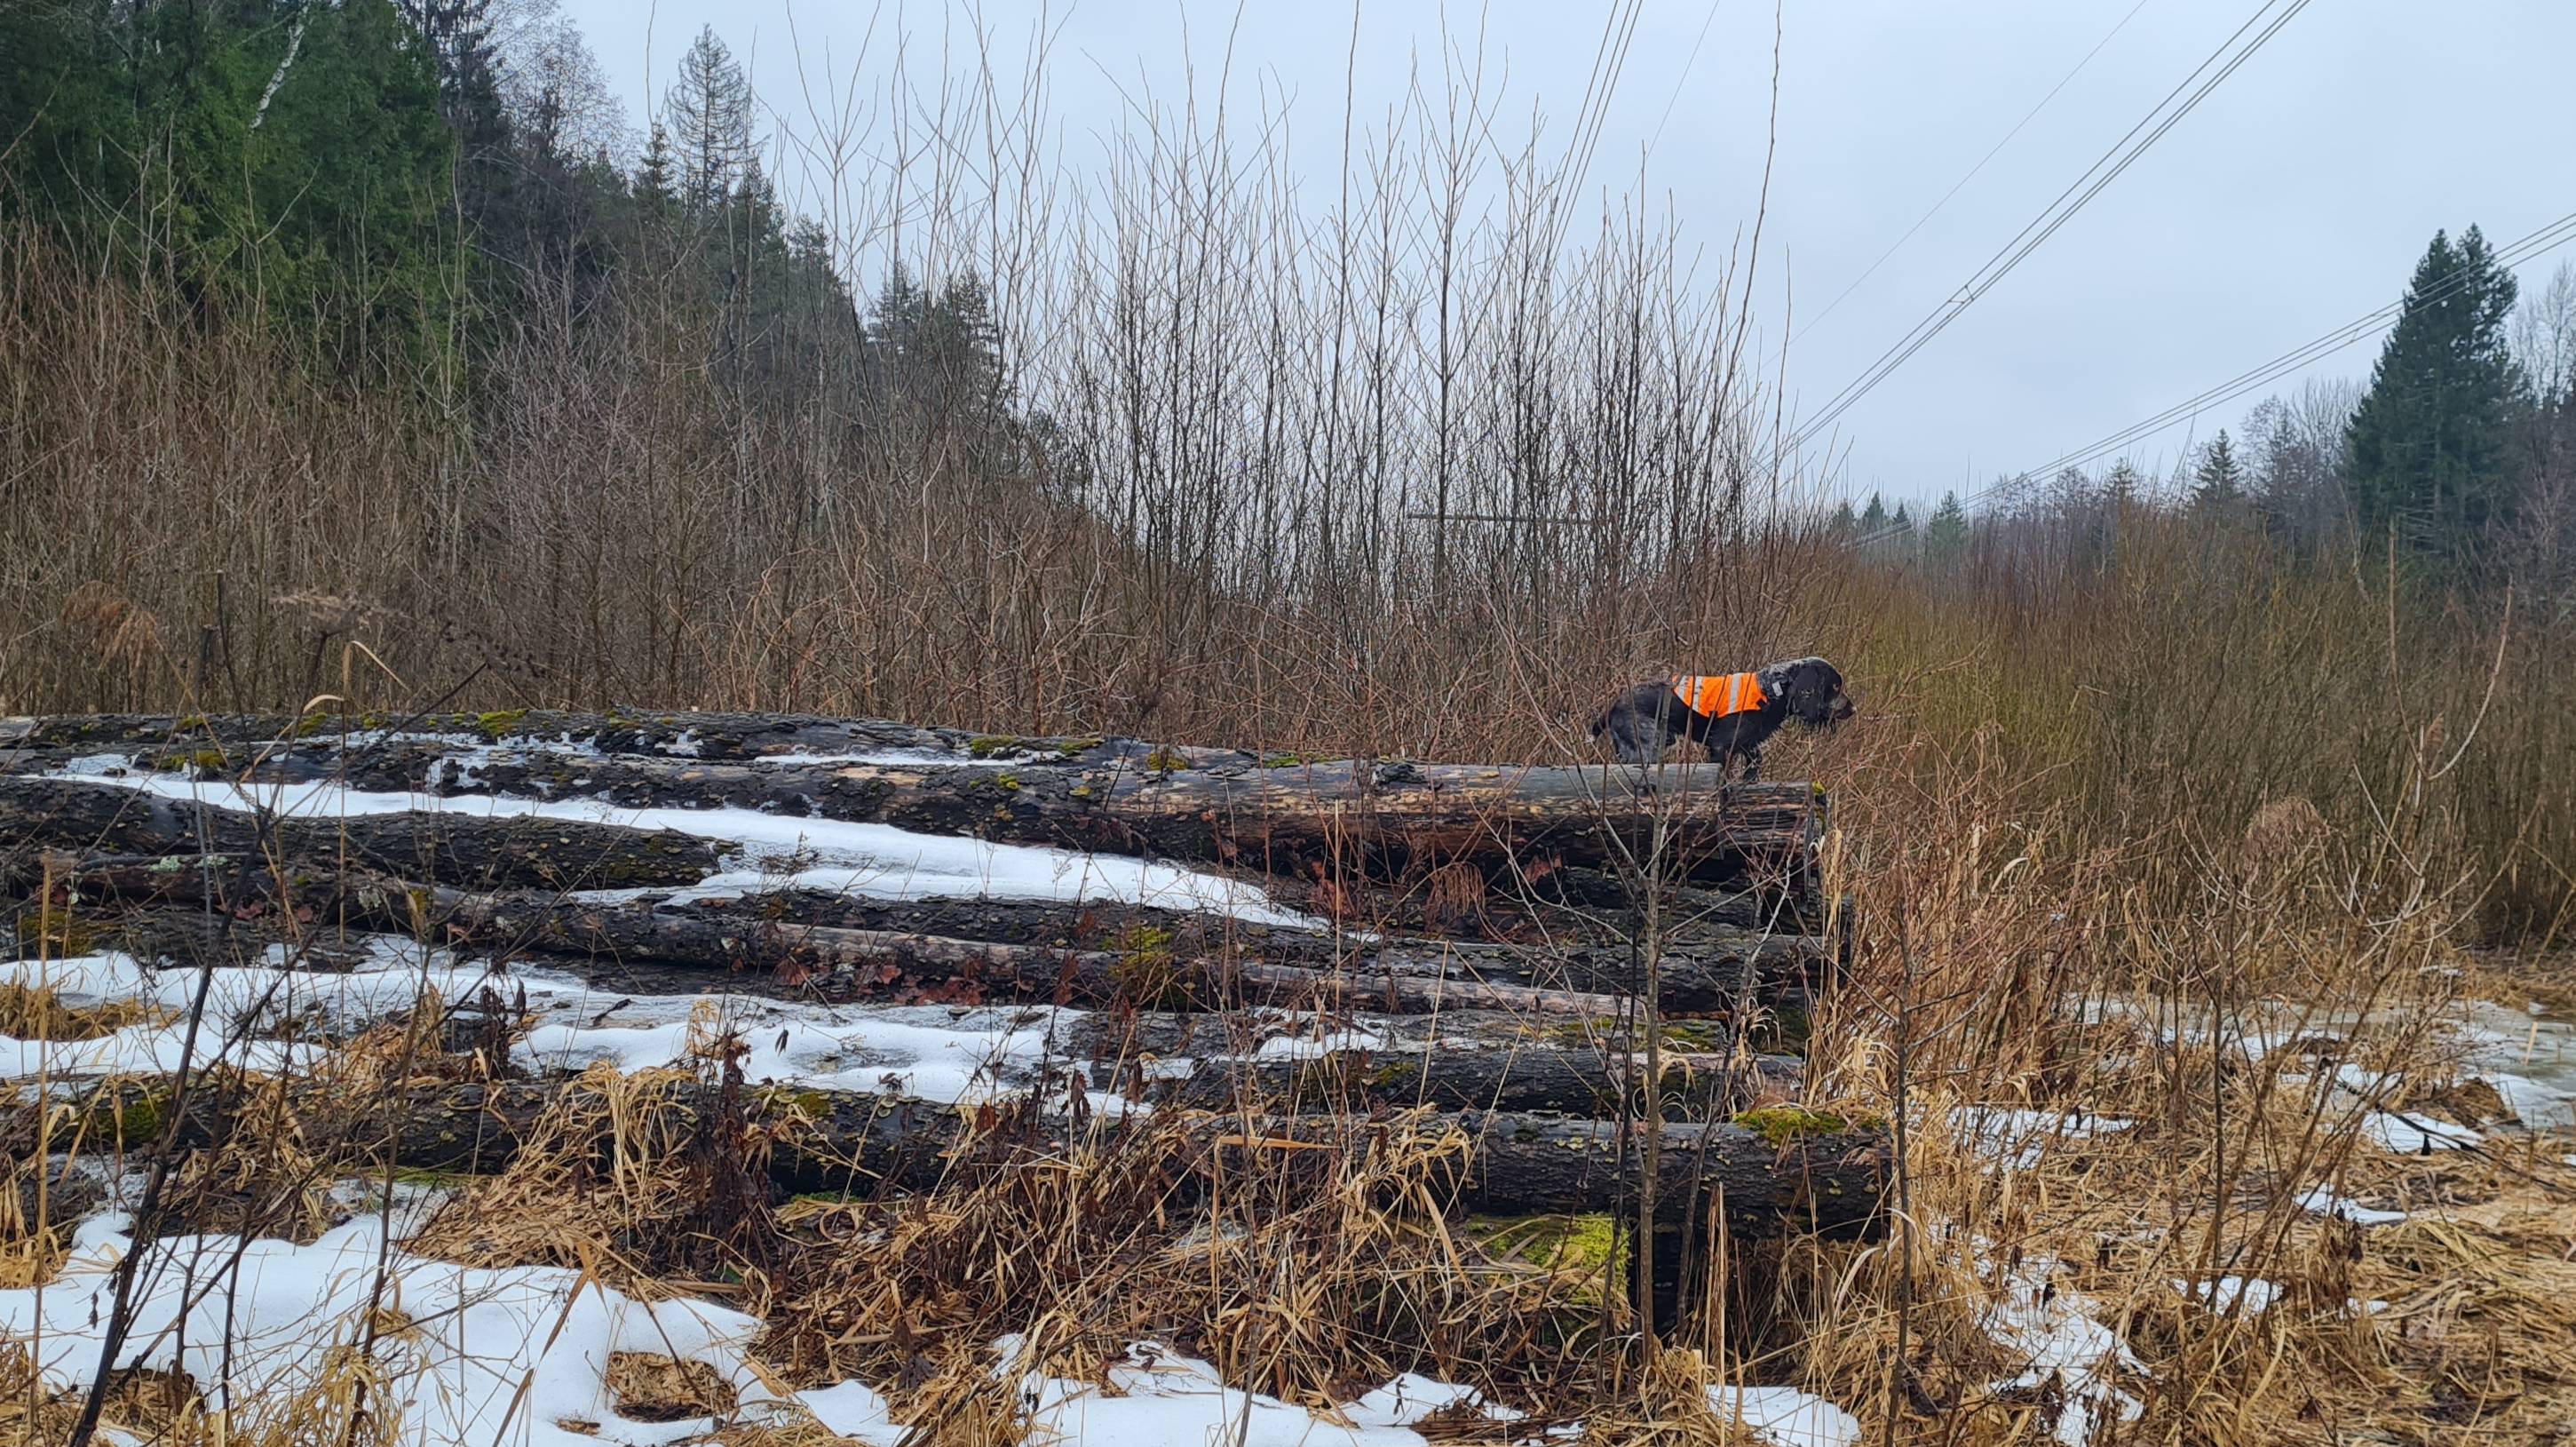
[2345,227,2524,568]
[1859,492,1889,535]
[2191,429,2247,512]
[1923,489,1970,564]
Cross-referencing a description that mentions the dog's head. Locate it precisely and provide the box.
[1758,656,1857,730]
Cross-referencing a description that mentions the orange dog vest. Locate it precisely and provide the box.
[1672,672,1767,719]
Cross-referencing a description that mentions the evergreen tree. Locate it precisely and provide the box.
[2345,227,2524,568]
[664,27,755,213]
[635,124,678,215]
[1859,492,1889,535]
[1827,500,1858,535]
[2103,459,2142,510]
[2191,429,2247,512]
[1923,489,1970,564]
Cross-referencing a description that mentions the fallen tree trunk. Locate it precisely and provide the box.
[1136,1047,1807,1117]
[4,723,1824,885]
[44,855,1815,1018]
[0,710,1250,770]
[39,1077,1886,1236]
[0,775,727,893]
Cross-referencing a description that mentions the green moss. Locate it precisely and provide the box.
[1142,748,1187,773]
[1261,754,1304,768]
[186,748,226,773]
[175,714,209,729]
[966,735,1024,759]
[1730,1106,1882,1147]
[1470,1213,1624,1276]
[292,710,333,738]
[1070,783,1094,799]
[473,709,529,740]
[1055,737,1103,758]
[989,771,1023,792]
[1112,925,1185,1004]
[1365,1059,1422,1091]
[84,1084,171,1144]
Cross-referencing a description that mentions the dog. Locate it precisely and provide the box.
[1588,656,1856,779]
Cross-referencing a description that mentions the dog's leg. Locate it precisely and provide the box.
[1740,746,1762,783]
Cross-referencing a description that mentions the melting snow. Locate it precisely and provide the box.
[2295,1185,2411,1226]
[995,1340,1517,1445]
[2361,1112,2481,1154]
[1952,1107,2133,1170]
[2173,1276,2281,1315]
[0,1206,782,1447]
[1704,1384,1862,1447]
[1973,1245,2144,1447]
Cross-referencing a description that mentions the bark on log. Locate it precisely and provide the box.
[4,720,1824,885]
[0,775,727,893]
[36,1077,1886,1236]
[41,855,1819,1019]
[1137,1048,1807,1117]
[1,710,1248,769]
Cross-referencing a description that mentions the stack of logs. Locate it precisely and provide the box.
[0,710,1884,1243]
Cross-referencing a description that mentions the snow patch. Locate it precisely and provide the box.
[2361,1112,2480,1154]
[2295,1185,2411,1226]
[1952,1107,2133,1170]
[1973,1245,2143,1447]
[995,1339,1511,1445]
[2173,1276,2281,1315]
[0,1211,781,1447]
[1704,1384,1862,1447]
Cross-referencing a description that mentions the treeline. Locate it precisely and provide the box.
[1844,233,2576,594]
[0,0,1012,432]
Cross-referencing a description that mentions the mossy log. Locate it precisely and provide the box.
[0,775,726,894]
[1137,1047,1807,1117]
[37,1077,1886,1236]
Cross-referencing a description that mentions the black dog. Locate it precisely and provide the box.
[1588,656,1856,779]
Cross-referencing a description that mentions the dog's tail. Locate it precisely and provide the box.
[1585,704,1612,740]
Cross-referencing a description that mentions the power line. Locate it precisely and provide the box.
[1792,0,2154,346]
[2017,211,2576,481]
[1838,209,2576,552]
[1782,0,2311,463]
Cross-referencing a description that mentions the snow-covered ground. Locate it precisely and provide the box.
[0,1179,1546,1447]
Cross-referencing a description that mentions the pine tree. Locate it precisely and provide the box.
[664,27,754,213]
[1859,492,1889,535]
[1828,500,1858,535]
[2345,227,2524,568]
[2192,430,2247,513]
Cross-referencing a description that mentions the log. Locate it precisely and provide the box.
[0,775,728,893]
[43,855,1816,1019]
[1136,1048,1808,1117]
[4,720,1825,885]
[1,710,1250,769]
[40,1077,1887,1236]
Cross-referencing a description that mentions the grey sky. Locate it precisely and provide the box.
[563,0,2576,507]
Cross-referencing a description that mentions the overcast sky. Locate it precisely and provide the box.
[562,0,2576,506]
